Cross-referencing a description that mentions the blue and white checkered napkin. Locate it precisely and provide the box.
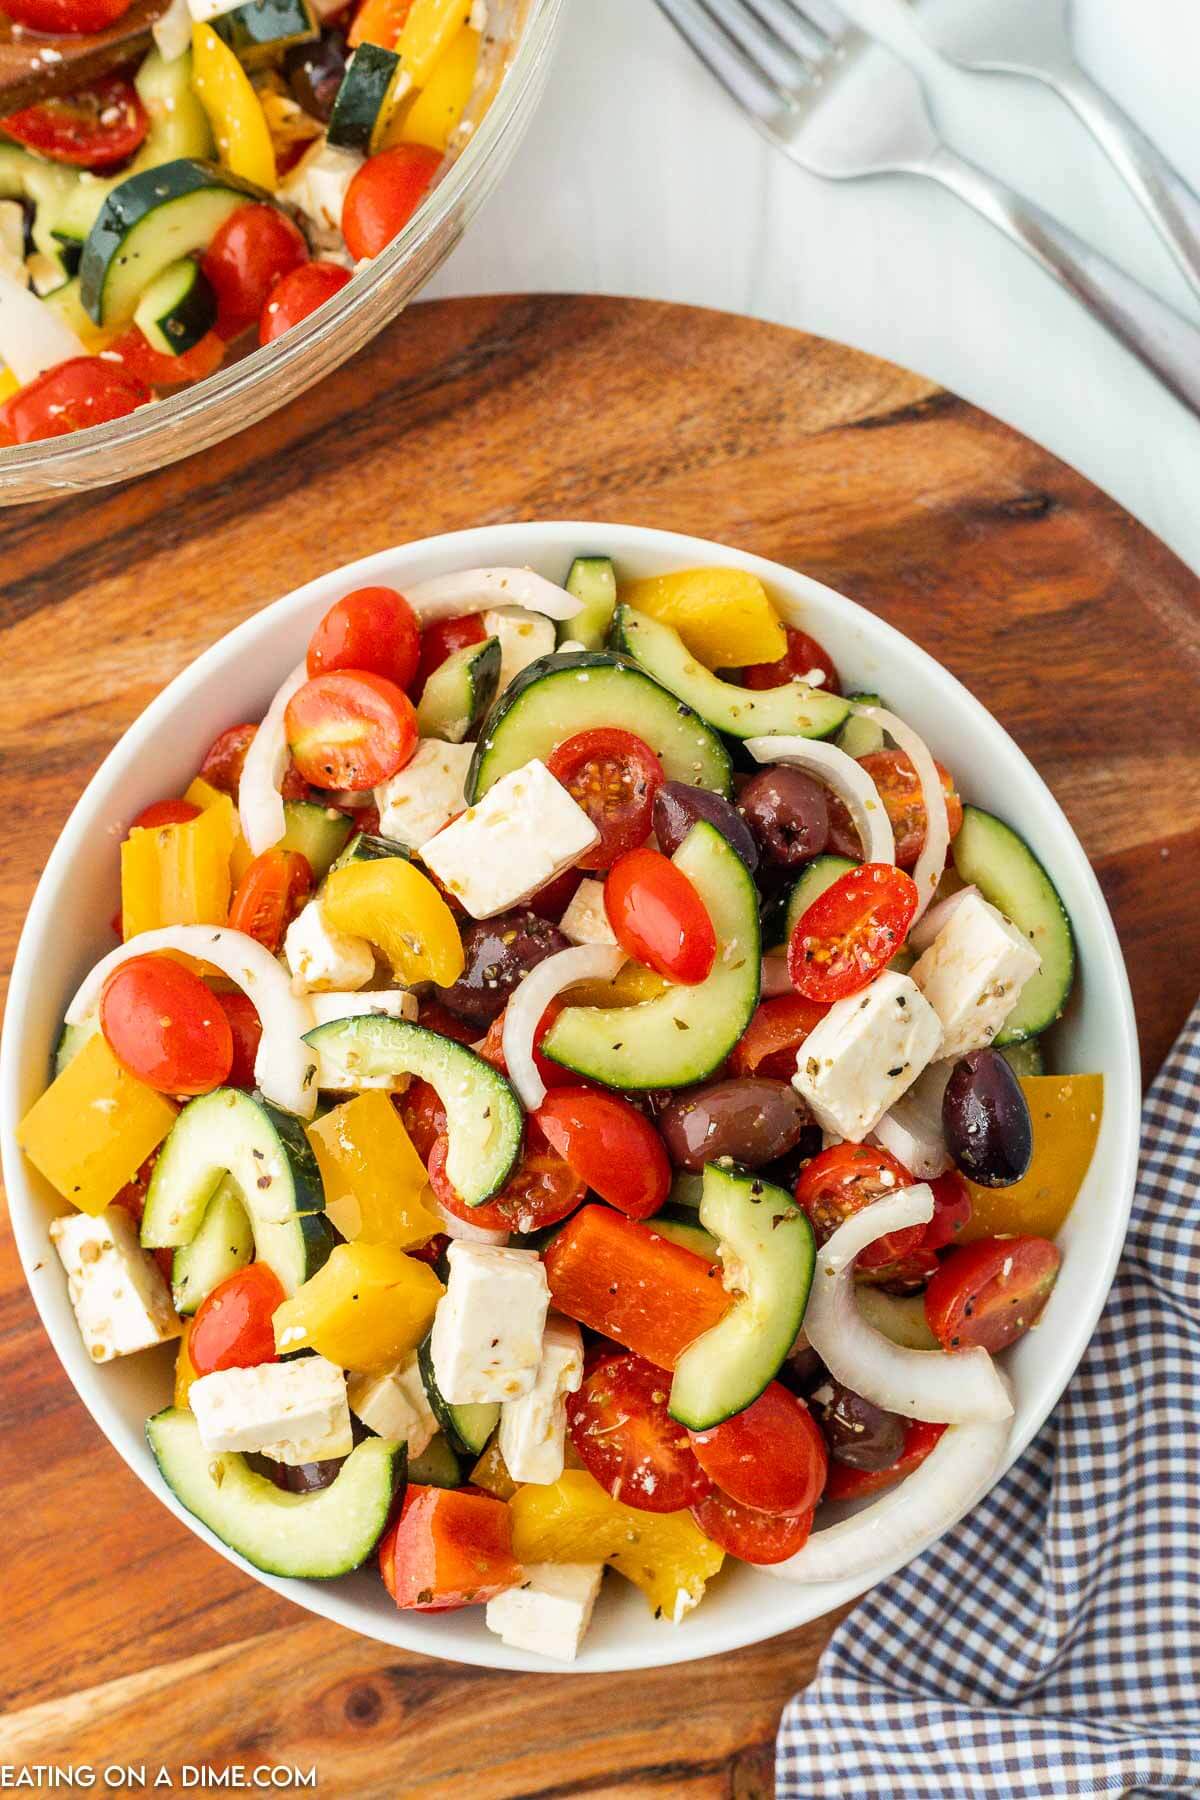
[777,1002,1200,1799]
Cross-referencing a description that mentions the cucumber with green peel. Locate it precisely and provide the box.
[133,256,217,355]
[53,1016,100,1077]
[279,799,354,880]
[951,805,1075,1043]
[648,1214,719,1260]
[406,1431,464,1488]
[834,692,885,758]
[418,1336,499,1456]
[999,1038,1046,1078]
[778,853,857,947]
[416,636,501,743]
[327,42,409,152]
[212,0,318,65]
[330,828,410,872]
[171,1178,253,1315]
[557,555,617,651]
[0,147,79,266]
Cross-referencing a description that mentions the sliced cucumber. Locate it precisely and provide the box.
[951,805,1075,1043]
[779,854,858,946]
[171,1178,253,1315]
[141,1089,332,1295]
[541,821,760,1090]
[212,0,318,65]
[669,1163,815,1429]
[406,1431,464,1488]
[133,255,217,355]
[280,800,354,880]
[612,605,849,742]
[1000,1038,1046,1078]
[648,1214,719,1260]
[303,1017,523,1206]
[330,828,410,871]
[146,1408,404,1578]
[0,146,78,267]
[418,1336,499,1456]
[834,692,885,758]
[467,652,732,801]
[416,636,501,744]
[327,42,409,152]
[557,555,617,651]
[53,1016,100,1077]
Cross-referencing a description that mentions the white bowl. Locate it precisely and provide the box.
[0,520,1140,1674]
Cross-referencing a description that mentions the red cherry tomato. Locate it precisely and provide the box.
[108,325,225,390]
[476,999,575,1093]
[415,613,485,696]
[794,1143,925,1272]
[0,356,148,445]
[99,956,233,1096]
[397,1078,446,1162]
[690,1490,815,1564]
[228,848,313,954]
[341,143,441,259]
[566,1352,711,1514]
[202,204,308,340]
[688,1381,828,1515]
[0,73,146,169]
[921,1170,973,1253]
[259,260,351,345]
[216,989,262,1089]
[428,1123,585,1236]
[307,585,421,690]
[130,799,201,831]
[0,0,131,29]
[284,669,418,790]
[787,862,918,1002]
[729,993,828,1081]
[546,728,664,872]
[189,1264,285,1376]
[534,1087,670,1221]
[416,999,480,1047]
[605,847,716,985]
[924,1236,1061,1354]
[526,866,582,924]
[827,751,964,869]
[199,723,257,795]
[743,624,841,695]
[855,1244,941,1294]
[823,1419,946,1502]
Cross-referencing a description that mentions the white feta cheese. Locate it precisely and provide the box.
[348,1352,437,1456]
[189,1354,353,1466]
[375,739,473,851]
[284,899,375,993]
[430,1241,550,1404]
[421,759,600,920]
[558,878,617,947]
[152,0,192,59]
[186,0,242,22]
[278,138,364,237]
[50,1207,180,1364]
[482,606,557,696]
[498,1315,583,1485]
[485,1562,603,1662]
[792,971,943,1143]
[307,988,418,1027]
[0,202,29,290]
[910,891,1042,1059]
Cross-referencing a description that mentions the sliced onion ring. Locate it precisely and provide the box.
[238,659,307,856]
[907,884,979,955]
[872,1062,954,1179]
[403,567,584,623]
[766,1408,1013,1584]
[66,925,318,1119]
[502,944,626,1110]
[804,1187,1013,1423]
[435,1199,509,1248]
[850,702,949,922]
[760,953,793,997]
[745,736,896,867]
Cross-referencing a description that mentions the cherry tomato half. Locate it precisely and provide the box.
[398,1078,446,1163]
[794,1143,925,1272]
[688,1381,827,1516]
[100,956,233,1096]
[855,1245,941,1294]
[729,993,828,1081]
[189,1264,284,1376]
[546,728,664,872]
[743,624,841,695]
[823,1419,945,1502]
[415,613,485,697]
[787,861,918,1002]
[428,1123,585,1236]
[827,750,964,869]
[605,847,716,985]
[341,143,441,260]
[285,669,418,790]
[921,1170,973,1253]
[0,74,147,169]
[307,585,421,691]
[216,989,262,1089]
[228,848,313,954]
[108,325,225,391]
[0,0,131,29]
[259,260,351,345]
[690,1490,815,1565]
[130,799,201,831]
[566,1351,711,1514]
[534,1087,671,1220]
[202,204,308,341]
[0,356,148,445]
[924,1235,1061,1354]
[199,723,257,795]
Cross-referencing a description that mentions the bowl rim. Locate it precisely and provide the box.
[0,519,1141,1674]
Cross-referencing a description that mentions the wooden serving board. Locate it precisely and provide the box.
[0,0,165,110]
[1,296,1198,1797]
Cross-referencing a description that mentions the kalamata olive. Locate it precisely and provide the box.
[653,781,759,872]
[759,1125,824,1194]
[284,30,349,122]
[779,1339,827,1397]
[942,1048,1034,1187]
[247,1452,346,1492]
[435,909,570,1028]
[657,1077,812,1170]
[738,767,830,867]
[812,1378,906,1471]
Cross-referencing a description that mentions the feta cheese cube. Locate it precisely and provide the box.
[792,971,943,1143]
[485,1562,604,1662]
[307,988,417,1090]
[910,892,1042,1059]
[499,1316,583,1485]
[375,739,473,851]
[190,1355,353,1466]
[482,606,556,696]
[430,1241,550,1404]
[421,759,600,920]
[50,1207,180,1363]
[558,878,617,947]
[284,899,375,993]
[348,1352,437,1456]
[278,139,364,236]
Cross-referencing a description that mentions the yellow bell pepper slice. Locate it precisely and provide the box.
[321,857,465,986]
[623,568,787,669]
[185,775,254,882]
[272,1242,443,1371]
[191,23,277,189]
[18,1035,178,1216]
[0,367,18,404]
[961,1073,1104,1241]
[509,1469,724,1620]
[306,1091,441,1248]
[174,1320,199,1409]
[389,24,478,149]
[120,792,236,940]
[398,0,470,86]
[566,961,669,1008]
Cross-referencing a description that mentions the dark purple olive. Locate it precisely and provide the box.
[738,766,830,867]
[657,1077,812,1170]
[435,910,570,1028]
[942,1048,1034,1187]
[778,1339,827,1397]
[812,1379,906,1471]
[284,30,350,122]
[653,781,759,872]
[759,1125,824,1194]
[246,1452,346,1492]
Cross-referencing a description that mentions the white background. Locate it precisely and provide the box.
[430,0,1200,574]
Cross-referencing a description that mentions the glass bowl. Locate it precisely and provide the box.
[0,0,564,506]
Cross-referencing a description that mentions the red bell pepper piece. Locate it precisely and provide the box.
[379,1485,521,1611]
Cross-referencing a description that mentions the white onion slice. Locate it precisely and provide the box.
[907,884,980,954]
[238,660,307,855]
[804,1187,1013,1423]
[434,1199,509,1247]
[872,1061,954,1179]
[66,925,318,1119]
[850,703,949,922]
[766,1408,1012,1584]
[760,953,793,997]
[745,736,895,866]
[502,944,626,1110]
[403,568,583,624]
[0,269,85,383]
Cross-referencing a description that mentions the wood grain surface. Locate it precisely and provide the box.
[0,0,164,110]
[2,294,1198,1797]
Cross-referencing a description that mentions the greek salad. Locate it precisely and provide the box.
[0,0,493,444]
[18,556,1103,1662]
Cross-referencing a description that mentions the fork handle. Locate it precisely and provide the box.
[926,144,1200,418]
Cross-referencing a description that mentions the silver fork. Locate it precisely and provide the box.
[907,0,1200,303]
[654,0,1200,417]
